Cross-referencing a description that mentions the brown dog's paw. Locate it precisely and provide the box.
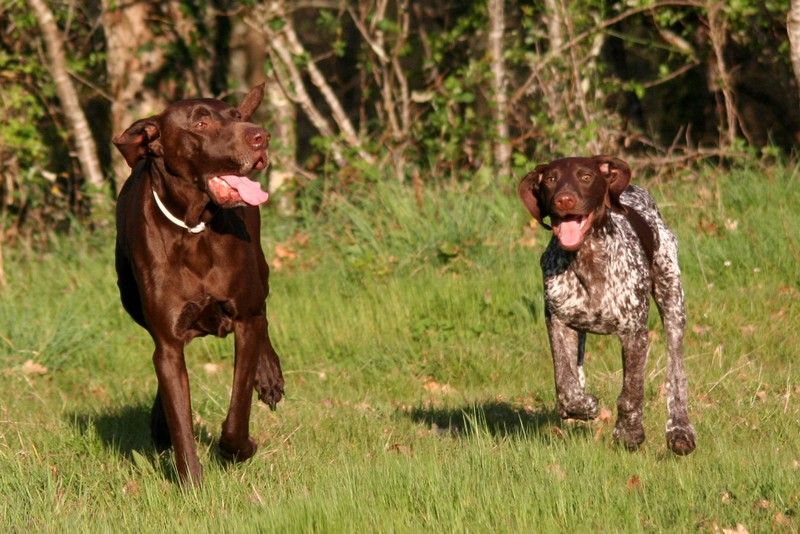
[558,394,599,421]
[219,436,258,462]
[255,357,284,411]
[666,424,696,456]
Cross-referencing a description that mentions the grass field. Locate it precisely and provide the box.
[0,163,798,532]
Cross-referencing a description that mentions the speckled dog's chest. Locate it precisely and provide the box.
[541,216,651,334]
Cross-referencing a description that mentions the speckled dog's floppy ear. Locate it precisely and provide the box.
[518,164,548,224]
[594,155,631,209]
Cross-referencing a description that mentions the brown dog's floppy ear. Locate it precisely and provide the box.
[518,164,548,224]
[595,155,631,209]
[237,83,266,121]
[112,117,162,168]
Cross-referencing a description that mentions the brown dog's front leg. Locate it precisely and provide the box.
[219,315,262,461]
[152,343,202,485]
[546,312,599,420]
[255,320,284,410]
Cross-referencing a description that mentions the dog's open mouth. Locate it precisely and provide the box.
[552,212,594,250]
[206,156,269,207]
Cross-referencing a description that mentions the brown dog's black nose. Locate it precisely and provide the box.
[245,127,270,150]
[555,193,576,212]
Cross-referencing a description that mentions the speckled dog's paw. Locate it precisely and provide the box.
[613,421,645,451]
[558,394,599,420]
[666,423,696,455]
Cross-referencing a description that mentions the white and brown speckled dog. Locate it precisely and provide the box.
[518,155,696,455]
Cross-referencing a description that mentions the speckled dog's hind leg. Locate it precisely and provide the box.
[653,240,696,455]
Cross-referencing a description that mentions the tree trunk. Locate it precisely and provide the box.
[27,0,106,203]
[788,0,800,102]
[707,2,738,147]
[230,14,296,211]
[101,0,167,193]
[487,0,511,179]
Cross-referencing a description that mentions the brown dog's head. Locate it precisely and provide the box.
[518,156,631,251]
[113,84,271,208]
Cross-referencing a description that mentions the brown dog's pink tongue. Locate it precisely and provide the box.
[555,219,583,248]
[218,175,269,205]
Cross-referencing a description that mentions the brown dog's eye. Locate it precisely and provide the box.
[194,121,207,129]
[546,174,557,184]
[580,174,592,183]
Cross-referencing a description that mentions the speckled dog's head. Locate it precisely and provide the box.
[518,156,631,251]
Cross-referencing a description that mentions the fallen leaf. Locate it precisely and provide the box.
[721,491,732,504]
[754,499,771,510]
[122,479,140,496]
[598,407,613,423]
[626,474,641,491]
[354,401,372,411]
[203,363,221,375]
[547,463,566,481]
[549,426,566,440]
[89,385,108,400]
[422,379,454,395]
[21,359,47,376]
[740,324,755,337]
[692,325,711,336]
[774,512,791,526]
[755,390,767,402]
[386,443,412,456]
[274,243,297,260]
[722,524,749,534]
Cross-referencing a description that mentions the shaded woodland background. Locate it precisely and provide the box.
[1,0,799,244]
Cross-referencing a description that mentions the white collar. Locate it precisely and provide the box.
[151,189,206,234]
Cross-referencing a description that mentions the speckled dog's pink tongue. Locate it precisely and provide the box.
[555,219,582,248]
[218,175,269,205]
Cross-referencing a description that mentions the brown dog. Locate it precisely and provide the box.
[113,84,285,484]
[518,156,695,455]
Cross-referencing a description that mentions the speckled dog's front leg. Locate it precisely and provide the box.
[546,312,598,420]
[613,330,648,450]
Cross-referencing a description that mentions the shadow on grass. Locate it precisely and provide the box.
[405,401,591,441]
[68,400,219,481]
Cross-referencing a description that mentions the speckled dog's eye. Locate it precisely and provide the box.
[580,173,592,183]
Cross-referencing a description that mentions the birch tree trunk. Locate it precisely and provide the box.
[707,2,738,147]
[487,0,511,179]
[230,15,296,209]
[787,0,800,102]
[27,0,106,202]
[102,0,167,193]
